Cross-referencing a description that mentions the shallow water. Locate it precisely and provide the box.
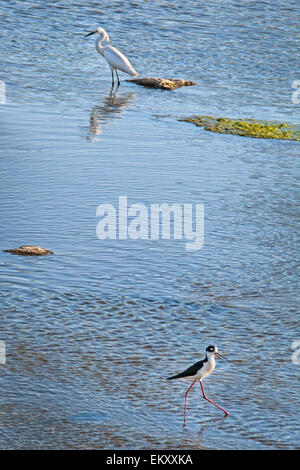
[0,0,299,449]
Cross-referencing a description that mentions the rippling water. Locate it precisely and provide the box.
[0,0,299,449]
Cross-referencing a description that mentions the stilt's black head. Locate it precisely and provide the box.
[206,345,225,359]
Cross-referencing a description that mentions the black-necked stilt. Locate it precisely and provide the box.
[167,345,229,426]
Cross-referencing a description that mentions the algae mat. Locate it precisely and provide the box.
[180,116,300,141]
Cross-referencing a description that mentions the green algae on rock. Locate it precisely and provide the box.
[180,115,300,141]
[126,77,196,90]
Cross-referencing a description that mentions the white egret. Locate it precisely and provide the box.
[84,27,138,86]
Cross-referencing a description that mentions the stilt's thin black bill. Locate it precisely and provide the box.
[215,352,226,359]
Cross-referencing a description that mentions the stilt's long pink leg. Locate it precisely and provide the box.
[199,380,229,416]
[183,379,196,427]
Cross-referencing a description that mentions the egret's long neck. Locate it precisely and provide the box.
[95,37,105,57]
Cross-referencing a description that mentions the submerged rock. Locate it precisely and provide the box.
[180,115,300,141]
[126,77,196,90]
[3,245,54,256]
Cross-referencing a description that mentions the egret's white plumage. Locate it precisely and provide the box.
[85,27,138,86]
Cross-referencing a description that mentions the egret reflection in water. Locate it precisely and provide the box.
[87,88,136,141]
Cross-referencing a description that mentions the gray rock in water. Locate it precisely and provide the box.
[126,77,196,90]
[3,245,54,256]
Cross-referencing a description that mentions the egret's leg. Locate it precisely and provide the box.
[110,67,114,86]
[199,380,229,416]
[183,379,196,427]
[115,69,120,86]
